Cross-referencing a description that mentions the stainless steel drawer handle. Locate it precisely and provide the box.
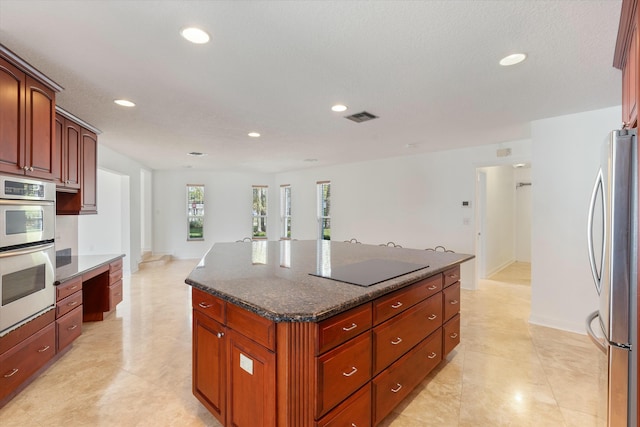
[217,332,225,339]
[427,314,437,320]
[198,302,213,309]
[37,345,50,353]
[342,367,358,377]
[427,285,438,290]
[68,324,78,331]
[427,352,437,359]
[391,302,403,309]
[391,337,403,345]
[450,333,458,339]
[70,286,78,290]
[449,274,458,279]
[4,368,19,378]
[391,383,402,393]
[351,424,357,427]
[449,299,459,305]
[68,301,78,307]
[342,323,358,332]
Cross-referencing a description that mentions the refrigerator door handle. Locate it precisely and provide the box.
[586,310,608,355]
[587,169,604,293]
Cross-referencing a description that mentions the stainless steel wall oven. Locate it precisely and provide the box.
[0,175,55,335]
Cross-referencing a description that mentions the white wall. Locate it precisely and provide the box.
[530,106,621,333]
[55,215,78,254]
[515,166,532,262]
[141,169,152,253]
[153,170,276,260]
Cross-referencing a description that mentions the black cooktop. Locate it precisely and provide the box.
[310,259,429,287]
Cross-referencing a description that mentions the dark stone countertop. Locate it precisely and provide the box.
[55,254,125,284]
[185,240,473,323]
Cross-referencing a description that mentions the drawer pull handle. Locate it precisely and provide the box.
[342,323,358,332]
[198,302,213,309]
[68,301,78,307]
[217,332,225,339]
[427,285,438,290]
[68,324,78,331]
[391,302,403,309]
[427,314,437,320]
[449,274,458,279]
[450,333,458,339]
[342,367,358,377]
[427,352,437,359]
[449,299,459,305]
[351,424,357,427]
[70,285,78,290]
[38,345,51,353]
[4,368,19,378]
[391,383,403,393]
[391,337,403,345]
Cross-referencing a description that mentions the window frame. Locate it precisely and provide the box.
[317,181,331,241]
[252,185,268,240]
[187,184,205,241]
[280,184,291,240]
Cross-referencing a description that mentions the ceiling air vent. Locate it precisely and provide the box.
[344,111,378,123]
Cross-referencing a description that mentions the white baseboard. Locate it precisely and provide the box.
[528,314,587,335]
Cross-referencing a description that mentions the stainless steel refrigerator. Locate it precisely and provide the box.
[587,128,638,427]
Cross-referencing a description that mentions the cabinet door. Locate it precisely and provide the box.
[623,22,638,128]
[24,76,55,180]
[227,329,276,427]
[53,114,64,185]
[0,57,26,176]
[64,119,81,189]
[80,128,97,213]
[193,310,227,425]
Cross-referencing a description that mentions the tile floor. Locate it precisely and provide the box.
[1,260,605,426]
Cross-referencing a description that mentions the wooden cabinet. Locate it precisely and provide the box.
[54,113,81,190]
[0,52,60,179]
[82,258,124,322]
[316,383,371,427]
[55,276,83,352]
[108,259,123,311]
[615,0,640,129]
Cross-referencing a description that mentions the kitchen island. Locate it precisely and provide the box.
[185,240,473,427]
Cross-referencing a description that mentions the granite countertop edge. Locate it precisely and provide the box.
[186,256,473,323]
[54,254,126,285]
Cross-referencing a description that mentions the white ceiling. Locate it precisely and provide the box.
[0,0,623,173]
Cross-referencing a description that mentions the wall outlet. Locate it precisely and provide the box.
[462,201,471,208]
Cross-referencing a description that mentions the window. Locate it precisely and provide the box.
[280,185,291,239]
[187,184,204,240]
[252,185,268,239]
[317,181,330,240]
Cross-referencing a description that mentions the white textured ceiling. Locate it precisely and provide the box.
[0,0,623,173]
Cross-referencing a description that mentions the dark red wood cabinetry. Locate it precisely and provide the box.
[54,113,81,190]
[616,0,640,129]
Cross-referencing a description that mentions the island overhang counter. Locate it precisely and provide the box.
[185,240,473,427]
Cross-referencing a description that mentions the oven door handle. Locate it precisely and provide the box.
[0,199,54,206]
[0,242,55,258]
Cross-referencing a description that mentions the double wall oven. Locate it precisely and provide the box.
[0,175,56,335]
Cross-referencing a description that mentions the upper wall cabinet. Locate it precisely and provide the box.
[54,113,82,190]
[615,0,639,129]
[0,46,62,179]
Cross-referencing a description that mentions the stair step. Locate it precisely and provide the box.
[139,254,172,269]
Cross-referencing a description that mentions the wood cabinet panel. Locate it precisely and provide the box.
[316,302,371,355]
[109,258,123,273]
[24,76,55,180]
[373,274,442,325]
[0,57,25,176]
[227,329,276,427]
[227,303,276,351]
[443,266,460,288]
[54,113,81,189]
[79,128,97,213]
[193,309,227,425]
[56,277,82,301]
[0,323,55,402]
[443,314,461,357]
[373,293,441,375]
[56,291,83,318]
[192,288,226,323]
[108,281,123,312]
[315,383,371,427]
[443,282,461,322]
[316,331,371,418]
[56,307,82,352]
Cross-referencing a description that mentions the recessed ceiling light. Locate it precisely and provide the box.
[499,53,527,66]
[331,104,348,112]
[187,152,207,157]
[248,132,261,138]
[114,99,135,107]
[180,27,210,44]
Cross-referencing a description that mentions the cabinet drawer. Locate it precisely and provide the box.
[316,331,371,418]
[0,322,55,402]
[228,303,276,351]
[56,276,82,301]
[109,268,123,285]
[373,275,442,325]
[108,281,123,311]
[109,258,123,273]
[317,303,372,355]
[443,282,460,322]
[443,314,461,357]
[373,292,442,374]
[192,288,226,324]
[372,328,442,425]
[56,307,82,351]
[443,266,460,288]
[316,383,371,427]
[56,291,83,318]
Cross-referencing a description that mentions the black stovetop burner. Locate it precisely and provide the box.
[310,259,429,287]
